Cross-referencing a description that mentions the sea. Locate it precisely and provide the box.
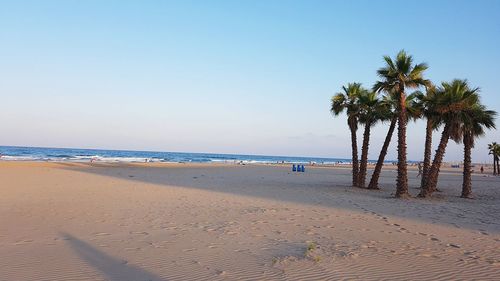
[0,146,354,165]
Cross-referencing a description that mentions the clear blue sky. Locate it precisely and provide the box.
[1,0,499,162]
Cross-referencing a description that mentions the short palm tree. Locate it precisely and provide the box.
[357,90,383,188]
[488,142,499,175]
[419,79,481,197]
[331,83,365,187]
[367,91,420,190]
[414,86,444,189]
[373,50,430,198]
[455,104,496,198]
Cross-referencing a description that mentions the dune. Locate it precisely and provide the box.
[0,161,499,280]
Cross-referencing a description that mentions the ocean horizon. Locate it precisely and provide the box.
[0,145,398,164]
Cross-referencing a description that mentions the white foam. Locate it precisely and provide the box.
[86,156,153,163]
[0,155,40,161]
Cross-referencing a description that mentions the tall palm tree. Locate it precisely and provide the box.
[357,91,383,188]
[373,50,430,198]
[367,92,420,190]
[456,104,496,198]
[488,142,499,175]
[331,83,365,187]
[414,86,443,189]
[419,79,481,197]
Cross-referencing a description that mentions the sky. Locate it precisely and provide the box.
[1,0,500,162]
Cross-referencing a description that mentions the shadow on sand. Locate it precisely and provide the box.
[61,232,165,281]
[55,162,500,233]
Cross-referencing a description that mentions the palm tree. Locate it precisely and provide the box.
[357,91,383,188]
[419,79,481,197]
[331,83,365,187]
[488,142,499,175]
[456,104,496,198]
[495,145,500,174]
[373,50,430,198]
[366,94,395,190]
[414,86,443,189]
[367,92,420,190]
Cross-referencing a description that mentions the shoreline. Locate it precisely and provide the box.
[0,159,495,175]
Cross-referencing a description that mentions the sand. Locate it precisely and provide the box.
[1,161,499,281]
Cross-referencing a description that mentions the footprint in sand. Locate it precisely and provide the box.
[485,259,499,265]
[215,269,227,276]
[129,231,149,235]
[234,249,249,253]
[463,251,478,257]
[14,240,34,245]
[187,259,201,265]
[416,252,432,257]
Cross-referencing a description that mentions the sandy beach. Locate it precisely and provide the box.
[1,161,499,280]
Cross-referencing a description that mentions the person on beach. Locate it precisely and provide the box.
[417,162,423,177]
[480,166,484,174]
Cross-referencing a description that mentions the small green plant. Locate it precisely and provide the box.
[306,242,316,253]
[305,242,321,262]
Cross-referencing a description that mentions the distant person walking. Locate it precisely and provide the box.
[480,165,484,174]
[417,162,423,177]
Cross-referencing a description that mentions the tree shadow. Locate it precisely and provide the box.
[55,162,500,233]
[61,232,165,281]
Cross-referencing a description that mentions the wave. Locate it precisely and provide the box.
[0,155,40,161]
[0,154,159,163]
[72,155,162,163]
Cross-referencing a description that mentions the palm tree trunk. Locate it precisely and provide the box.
[396,93,409,198]
[461,132,473,198]
[420,119,433,189]
[419,124,450,197]
[349,120,359,187]
[493,155,497,175]
[497,157,499,176]
[495,156,500,175]
[368,116,397,190]
[358,121,372,188]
